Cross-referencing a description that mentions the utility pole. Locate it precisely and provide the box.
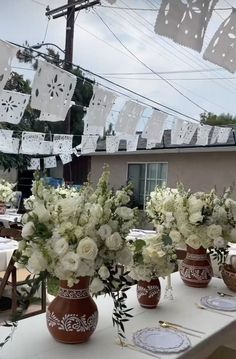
[45,0,100,183]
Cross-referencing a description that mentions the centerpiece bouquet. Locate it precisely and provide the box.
[127,233,176,307]
[17,166,138,342]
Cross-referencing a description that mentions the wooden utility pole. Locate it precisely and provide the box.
[45,0,100,183]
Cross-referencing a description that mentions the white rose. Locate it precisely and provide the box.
[179,223,192,238]
[207,224,222,239]
[189,212,203,224]
[188,196,204,214]
[28,251,48,273]
[53,237,69,256]
[115,207,133,220]
[186,234,201,249]
[77,237,98,260]
[22,221,35,238]
[58,198,78,219]
[90,277,104,293]
[98,224,112,239]
[116,246,133,266]
[213,236,226,249]
[98,265,110,280]
[105,232,123,251]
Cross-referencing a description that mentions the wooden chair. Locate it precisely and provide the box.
[0,228,46,319]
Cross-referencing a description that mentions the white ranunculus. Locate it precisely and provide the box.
[90,277,104,293]
[53,237,69,256]
[207,224,222,239]
[116,246,133,266]
[169,230,182,244]
[98,265,110,280]
[58,198,78,219]
[98,224,112,240]
[188,196,204,214]
[115,207,133,220]
[213,236,226,249]
[105,232,123,251]
[61,252,79,272]
[189,212,203,224]
[22,221,35,238]
[77,237,98,260]
[186,234,201,249]
[28,251,48,273]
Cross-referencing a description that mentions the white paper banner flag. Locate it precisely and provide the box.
[182,122,198,144]
[0,129,13,152]
[38,101,74,122]
[196,125,211,146]
[126,135,139,152]
[28,158,40,171]
[21,132,45,154]
[142,111,167,144]
[84,125,104,137]
[72,147,81,157]
[210,126,231,144]
[115,101,145,135]
[154,0,218,53]
[31,60,76,118]
[171,119,186,144]
[60,153,72,164]
[5,138,20,154]
[38,141,53,155]
[106,135,120,153]
[53,134,73,154]
[81,135,99,154]
[44,156,57,169]
[83,86,116,135]
[0,90,30,124]
[105,0,116,3]
[203,9,236,73]
[0,40,18,95]
[146,139,157,149]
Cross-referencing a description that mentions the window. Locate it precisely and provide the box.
[127,163,168,209]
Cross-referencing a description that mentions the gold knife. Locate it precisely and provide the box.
[159,320,205,334]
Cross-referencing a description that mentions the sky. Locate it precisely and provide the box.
[0,0,236,127]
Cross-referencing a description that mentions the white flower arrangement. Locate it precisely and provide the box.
[127,234,176,282]
[17,167,138,337]
[146,185,236,262]
[0,179,15,203]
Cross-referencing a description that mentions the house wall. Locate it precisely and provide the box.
[90,151,236,196]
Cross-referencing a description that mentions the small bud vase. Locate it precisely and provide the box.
[179,245,213,288]
[136,278,161,308]
[46,276,98,343]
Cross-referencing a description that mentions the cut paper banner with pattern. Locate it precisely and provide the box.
[72,147,81,157]
[210,126,231,144]
[83,86,117,136]
[203,9,236,73]
[6,138,20,154]
[21,132,45,154]
[0,90,30,124]
[142,111,167,144]
[115,101,145,135]
[196,124,211,146]
[106,135,120,153]
[59,153,72,165]
[28,158,40,171]
[81,135,99,154]
[31,60,77,118]
[38,141,53,155]
[38,101,75,122]
[0,129,13,152]
[53,134,73,154]
[171,118,186,144]
[181,122,198,144]
[146,139,158,149]
[155,0,218,52]
[0,40,18,95]
[126,135,139,152]
[44,156,57,169]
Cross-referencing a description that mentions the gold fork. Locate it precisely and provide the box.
[195,303,234,317]
[159,320,205,335]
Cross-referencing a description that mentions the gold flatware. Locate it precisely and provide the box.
[195,303,234,317]
[217,291,235,298]
[159,321,201,338]
[115,339,161,358]
[159,320,205,335]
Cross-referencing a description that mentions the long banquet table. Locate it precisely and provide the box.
[0,272,236,359]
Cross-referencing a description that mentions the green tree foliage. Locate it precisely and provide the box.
[200,112,236,126]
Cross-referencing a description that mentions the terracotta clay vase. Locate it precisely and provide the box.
[46,276,98,343]
[137,278,161,308]
[0,202,6,214]
[222,255,236,292]
[179,245,213,288]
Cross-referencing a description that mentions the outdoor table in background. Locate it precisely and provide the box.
[0,237,18,271]
[0,211,22,228]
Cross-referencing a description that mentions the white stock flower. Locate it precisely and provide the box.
[53,237,69,256]
[189,212,203,224]
[115,206,133,220]
[98,265,110,280]
[33,202,50,223]
[207,224,222,239]
[90,277,104,293]
[105,232,123,251]
[213,237,226,249]
[188,196,204,214]
[22,221,35,238]
[77,237,98,260]
[97,224,112,239]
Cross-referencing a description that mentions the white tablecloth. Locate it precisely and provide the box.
[0,212,22,228]
[0,273,236,359]
[0,237,18,271]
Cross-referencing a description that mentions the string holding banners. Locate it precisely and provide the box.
[31,60,77,119]
[21,132,45,154]
[154,0,218,52]
[203,8,236,73]
[0,40,18,96]
[53,134,73,154]
[0,90,30,124]
[115,101,145,135]
[28,158,40,171]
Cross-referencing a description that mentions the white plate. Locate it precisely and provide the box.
[133,327,190,354]
[200,296,236,312]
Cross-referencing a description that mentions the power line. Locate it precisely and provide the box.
[99,68,225,75]
[100,5,232,11]
[93,8,208,113]
[101,75,236,81]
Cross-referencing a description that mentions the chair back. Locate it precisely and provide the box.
[0,227,22,241]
